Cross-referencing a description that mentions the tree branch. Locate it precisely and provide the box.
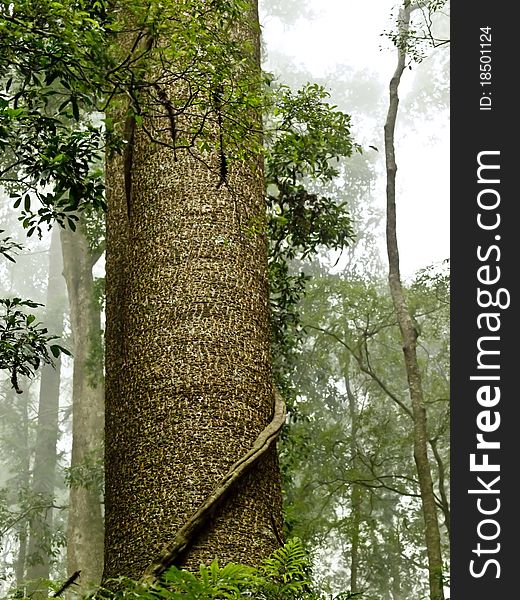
[305,324,413,418]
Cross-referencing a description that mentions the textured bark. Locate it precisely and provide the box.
[142,388,286,581]
[61,223,104,590]
[26,227,66,596]
[384,5,444,600]
[104,0,283,579]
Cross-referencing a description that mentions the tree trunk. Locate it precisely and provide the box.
[389,520,403,600]
[15,524,28,589]
[103,0,282,579]
[390,551,402,600]
[61,222,104,591]
[384,5,444,600]
[344,369,361,593]
[430,437,450,538]
[349,485,361,592]
[26,227,66,596]
[14,385,31,589]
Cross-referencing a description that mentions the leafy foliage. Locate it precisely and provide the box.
[88,538,359,600]
[108,0,268,158]
[256,537,313,598]
[8,122,105,237]
[266,84,358,263]
[265,84,360,375]
[0,298,70,394]
[159,561,255,599]
[266,84,361,187]
[384,0,449,64]
[0,230,23,262]
[280,266,449,596]
[0,0,267,234]
[64,448,104,495]
[0,483,66,569]
[0,0,109,234]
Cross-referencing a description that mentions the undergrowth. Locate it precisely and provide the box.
[8,539,362,600]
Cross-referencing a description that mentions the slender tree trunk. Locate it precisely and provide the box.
[344,369,361,593]
[390,522,403,600]
[104,0,282,579]
[430,437,450,538]
[14,386,31,588]
[384,5,444,600]
[349,485,361,592]
[25,227,66,596]
[61,222,104,591]
[15,524,28,589]
[390,553,402,600]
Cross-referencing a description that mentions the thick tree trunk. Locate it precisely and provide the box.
[384,5,444,600]
[103,0,282,579]
[26,227,66,596]
[61,223,104,590]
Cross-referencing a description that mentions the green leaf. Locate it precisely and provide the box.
[58,99,70,112]
[50,345,61,358]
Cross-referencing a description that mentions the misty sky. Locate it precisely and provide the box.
[260,0,450,277]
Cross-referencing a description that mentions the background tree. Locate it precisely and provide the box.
[0,212,70,593]
[61,212,105,589]
[1,1,106,590]
[25,227,66,597]
[383,2,448,598]
[282,271,449,599]
[283,268,449,599]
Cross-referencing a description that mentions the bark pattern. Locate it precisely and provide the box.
[104,2,282,578]
[104,140,282,577]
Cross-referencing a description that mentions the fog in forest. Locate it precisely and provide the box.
[0,1,449,598]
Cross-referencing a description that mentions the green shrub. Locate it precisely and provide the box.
[90,538,361,600]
